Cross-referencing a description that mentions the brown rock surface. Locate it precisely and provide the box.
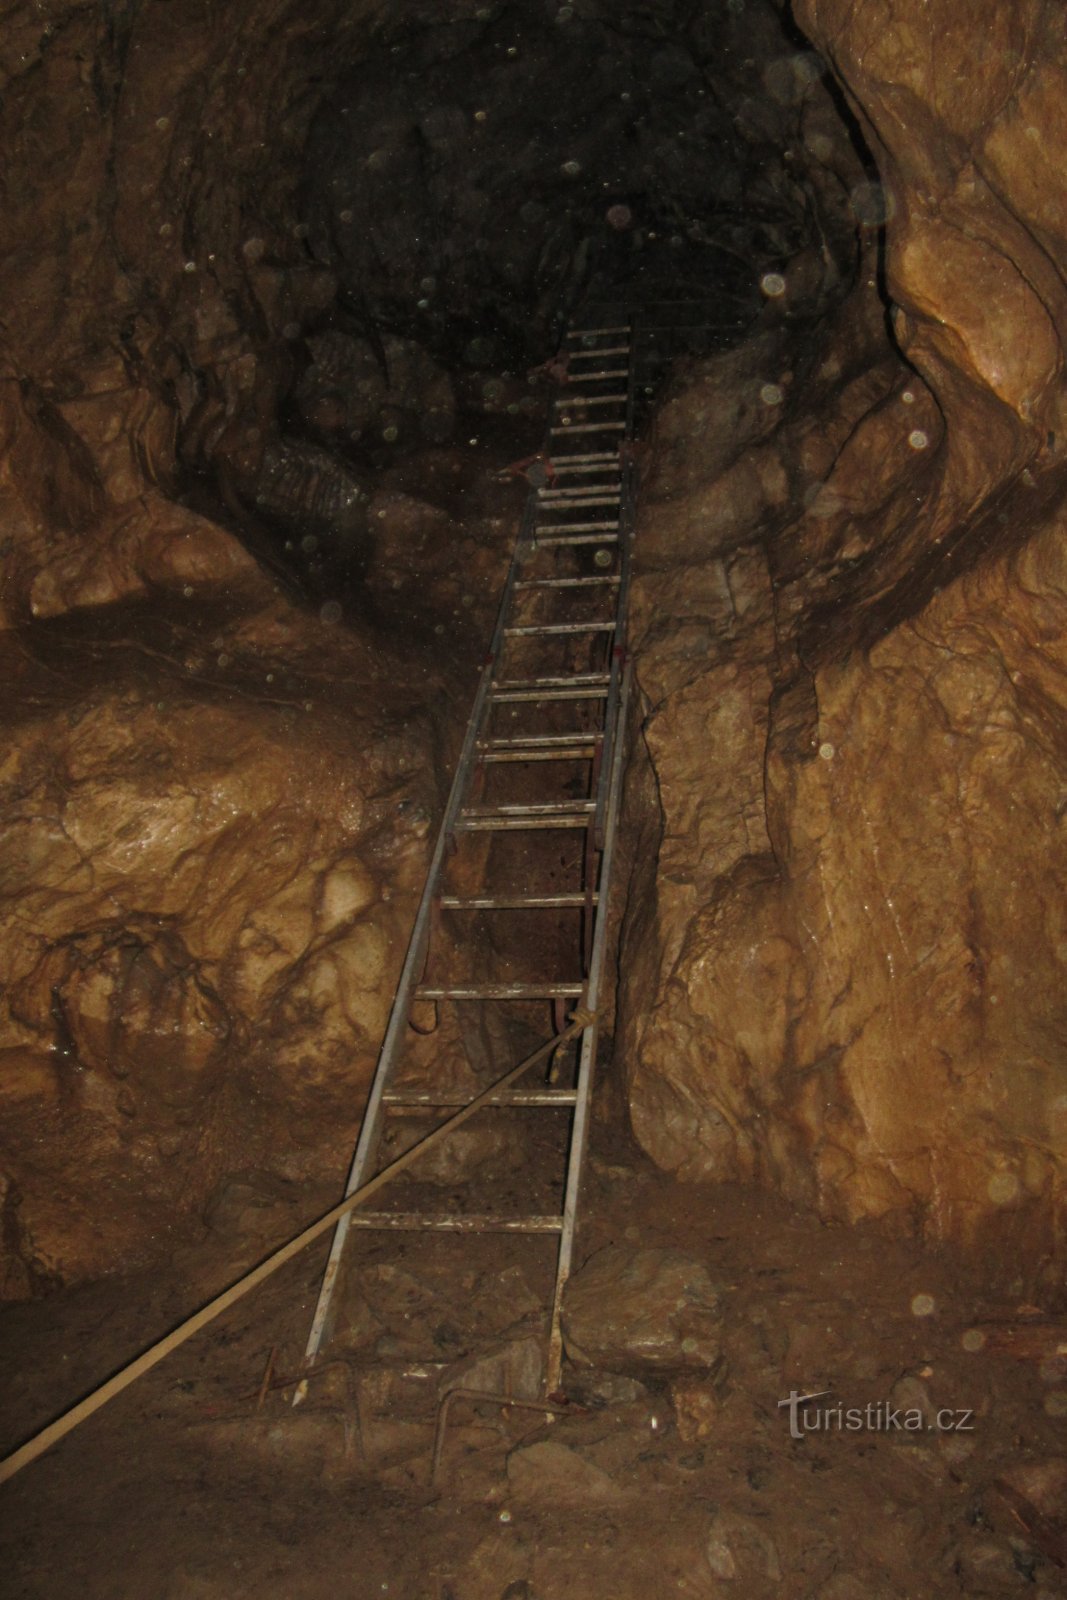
[620,0,1067,1280]
[562,1246,723,1372]
[0,589,442,1292]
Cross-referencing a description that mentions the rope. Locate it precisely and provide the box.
[0,1008,596,1485]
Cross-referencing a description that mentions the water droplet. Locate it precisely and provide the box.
[338,208,353,223]
[910,1293,936,1318]
[382,424,399,442]
[961,1329,985,1352]
[901,389,915,405]
[760,272,786,298]
[987,1171,1020,1205]
[183,260,197,274]
[320,601,342,624]
[760,383,784,406]
[301,535,318,553]
[561,160,582,177]
[908,429,929,450]
[818,742,834,761]
[155,116,170,131]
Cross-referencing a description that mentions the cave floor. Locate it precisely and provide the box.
[1,1105,1064,1600]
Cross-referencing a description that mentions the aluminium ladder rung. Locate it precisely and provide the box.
[550,422,627,435]
[538,487,621,502]
[415,983,585,999]
[534,531,619,546]
[346,1212,565,1234]
[503,622,616,637]
[567,345,630,359]
[460,800,595,817]
[457,813,594,831]
[383,1089,579,1107]
[440,892,597,908]
[480,732,604,751]
[490,684,609,702]
[515,576,621,589]
[546,450,619,464]
[492,672,610,689]
[477,745,597,763]
[566,370,628,382]
[537,492,621,506]
[554,393,627,408]
[566,325,631,336]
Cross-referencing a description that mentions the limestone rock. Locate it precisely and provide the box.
[506,1440,622,1503]
[562,1247,723,1373]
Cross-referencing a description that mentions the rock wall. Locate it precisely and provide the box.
[622,0,1067,1290]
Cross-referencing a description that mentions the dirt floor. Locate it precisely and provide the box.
[2,1100,1065,1600]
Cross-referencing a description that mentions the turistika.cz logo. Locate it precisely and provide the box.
[777,1389,975,1440]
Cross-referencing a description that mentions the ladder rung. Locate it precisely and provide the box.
[566,370,628,382]
[515,576,621,589]
[535,531,619,546]
[477,747,596,763]
[566,325,631,336]
[493,672,610,689]
[440,893,596,909]
[383,1090,579,1107]
[457,813,593,831]
[568,346,630,359]
[546,451,619,464]
[537,493,621,507]
[550,422,627,435]
[490,684,609,701]
[554,393,627,407]
[503,622,616,636]
[347,1212,565,1234]
[480,733,604,751]
[538,488,621,502]
[457,819,591,832]
[415,983,585,1000]
[461,801,595,818]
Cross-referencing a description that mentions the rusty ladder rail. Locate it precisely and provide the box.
[294,311,641,1403]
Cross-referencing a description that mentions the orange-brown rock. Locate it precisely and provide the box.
[0,587,442,1294]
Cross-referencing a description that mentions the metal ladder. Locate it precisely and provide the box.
[295,315,639,1400]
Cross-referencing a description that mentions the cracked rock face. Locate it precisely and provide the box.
[620,0,1067,1286]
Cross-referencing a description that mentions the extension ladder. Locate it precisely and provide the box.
[295,315,639,1400]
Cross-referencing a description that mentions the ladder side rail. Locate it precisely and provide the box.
[593,315,639,849]
[298,492,546,1371]
[545,659,634,1393]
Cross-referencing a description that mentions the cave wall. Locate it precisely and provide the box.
[622,0,1067,1289]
